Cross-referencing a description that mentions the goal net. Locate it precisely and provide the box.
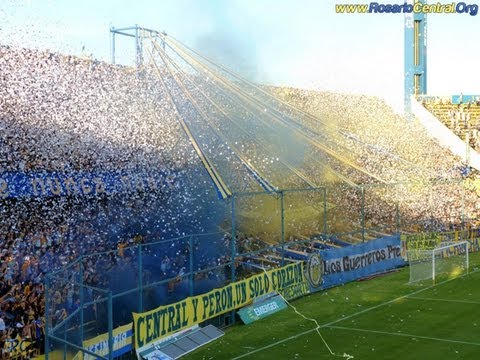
[407,241,469,284]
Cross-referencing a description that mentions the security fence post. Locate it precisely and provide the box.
[323,187,328,236]
[395,200,400,236]
[361,186,366,242]
[280,190,285,266]
[80,263,84,346]
[189,236,194,296]
[108,291,113,360]
[231,195,236,283]
[138,244,143,313]
[461,179,465,231]
[45,275,50,360]
[63,318,67,360]
[230,195,236,325]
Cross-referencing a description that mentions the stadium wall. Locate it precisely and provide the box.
[129,236,405,352]
[51,229,479,358]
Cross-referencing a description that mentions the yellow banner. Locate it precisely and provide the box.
[3,335,33,358]
[401,229,480,260]
[133,262,306,349]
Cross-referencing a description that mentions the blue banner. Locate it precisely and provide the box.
[72,323,133,360]
[0,171,174,199]
[307,236,406,291]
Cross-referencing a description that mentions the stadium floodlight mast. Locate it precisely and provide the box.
[110,24,166,69]
[407,241,469,284]
[404,0,427,119]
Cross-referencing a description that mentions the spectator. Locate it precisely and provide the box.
[1,42,480,357]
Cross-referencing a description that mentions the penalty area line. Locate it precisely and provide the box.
[327,325,480,347]
[406,296,480,305]
[231,269,479,360]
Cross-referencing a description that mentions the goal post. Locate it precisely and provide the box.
[407,241,469,284]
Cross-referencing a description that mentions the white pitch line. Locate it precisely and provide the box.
[327,325,480,347]
[232,269,479,360]
[406,296,480,305]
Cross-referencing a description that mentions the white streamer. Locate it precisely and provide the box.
[255,263,354,359]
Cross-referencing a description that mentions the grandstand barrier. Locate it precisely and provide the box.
[44,180,475,359]
[45,227,480,359]
[131,261,307,351]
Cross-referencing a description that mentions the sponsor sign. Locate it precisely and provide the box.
[238,295,287,325]
[0,170,173,199]
[132,262,308,349]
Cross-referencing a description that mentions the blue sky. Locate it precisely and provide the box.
[1,0,479,111]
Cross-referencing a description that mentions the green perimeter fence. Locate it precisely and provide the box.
[44,179,479,359]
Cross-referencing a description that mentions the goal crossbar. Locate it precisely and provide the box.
[407,241,469,284]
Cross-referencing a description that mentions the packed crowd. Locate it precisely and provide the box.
[271,87,480,231]
[2,42,480,357]
[0,45,196,173]
[447,105,471,133]
[419,96,480,151]
[0,183,235,347]
[437,103,480,151]
[0,45,224,356]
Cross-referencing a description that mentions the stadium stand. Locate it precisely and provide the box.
[0,45,225,356]
[2,43,480,358]
[421,98,480,150]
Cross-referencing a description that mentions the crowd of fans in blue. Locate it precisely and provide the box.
[0,45,229,358]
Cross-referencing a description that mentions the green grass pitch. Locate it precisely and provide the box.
[185,251,480,360]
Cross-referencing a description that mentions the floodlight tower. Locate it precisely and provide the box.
[110,25,166,68]
[404,0,427,117]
